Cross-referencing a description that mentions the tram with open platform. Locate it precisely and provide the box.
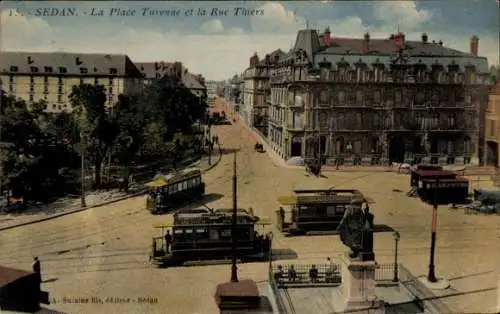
[277,189,372,235]
[150,208,272,266]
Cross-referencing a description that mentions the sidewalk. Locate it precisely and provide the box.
[230,105,487,174]
[0,150,222,231]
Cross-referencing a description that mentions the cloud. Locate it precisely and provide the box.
[373,1,432,29]
[251,2,305,34]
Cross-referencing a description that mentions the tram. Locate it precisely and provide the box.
[277,189,371,235]
[145,168,205,214]
[150,208,272,266]
[409,167,469,205]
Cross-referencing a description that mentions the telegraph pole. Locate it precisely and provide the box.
[80,132,86,208]
[230,151,238,282]
[427,181,438,282]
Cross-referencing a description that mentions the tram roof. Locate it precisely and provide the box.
[278,189,369,205]
[145,168,202,187]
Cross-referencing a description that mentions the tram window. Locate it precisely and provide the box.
[176,183,182,191]
[326,206,336,216]
[220,230,231,240]
[335,205,345,214]
[187,179,193,188]
[185,229,193,234]
[174,229,183,235]
[196,228,206,233]
[195,177,201,185]
[182,181,188,190]
[170,184,177,193]
[210,229,220,240]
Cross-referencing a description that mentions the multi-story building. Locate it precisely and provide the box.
[485,80,500,166]
[135,61,207,98]
[0,52,143,112]
[206,80,219,98]
[266,28,491,164]
[243,50,287,136]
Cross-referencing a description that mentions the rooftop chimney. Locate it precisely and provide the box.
[438,40,443,46]
[75,57,83,65]
[363,32,370,53]
[470,35,479,56]
[421,33,428,43]
[27,56,34,64]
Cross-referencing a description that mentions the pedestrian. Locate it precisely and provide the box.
[279,206,285,230]
[32,256,41,284]
[164,230,172,253]
[309,265,319,283]
[287,265,297,282]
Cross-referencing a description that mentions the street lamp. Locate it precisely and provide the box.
[267,231,274,269]
[392,231,400,282]
[80,131,87,208]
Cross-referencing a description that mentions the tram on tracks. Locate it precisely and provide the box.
[408,165,469,205]
[276,189,372,236]
[145,168,205,214]
[150,208,272,267]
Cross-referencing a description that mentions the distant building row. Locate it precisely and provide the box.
[240,28,494,165]
[0,52,206,112]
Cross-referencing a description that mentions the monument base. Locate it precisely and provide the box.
[214,279,260,311]
[417,276,451,290]
[335,254,386,314]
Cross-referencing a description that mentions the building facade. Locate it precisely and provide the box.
[485,81,500,166]
[243,50,287,136]
[0,52,143,112]
[266,29,491,165]
[135,61,206,98]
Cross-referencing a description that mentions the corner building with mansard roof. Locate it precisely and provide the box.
[265,28,491,165]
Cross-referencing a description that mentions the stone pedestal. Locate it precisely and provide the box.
[336,254,385,314]
[214,279,261,313]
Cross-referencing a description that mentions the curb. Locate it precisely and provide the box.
[0,152,223,232]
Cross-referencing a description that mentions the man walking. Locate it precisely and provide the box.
[164,230,172,253]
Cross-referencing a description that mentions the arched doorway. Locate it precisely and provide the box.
[389,135,405,163]
[486,141,499,166]
[291,136,302,157]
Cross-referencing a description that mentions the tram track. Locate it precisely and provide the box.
[0,123,254,261]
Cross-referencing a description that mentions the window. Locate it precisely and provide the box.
[29,66,38,73]
[44,66,53,73]
[29,94,34,102]
[94,78,99,85]
[59,67,67,74]
[319,90,329,104]
[108,78,113,85]
[30,76,35,83]
[8,75,14,83]
[10,66,19,72]
[79,78,84,85]
[58,86,63,93]
[80,67,88,74]
[356,90,363,106]
[109,68,118,75]
[109,87,113,94]
[57,95,63,103]
[43,76,48,83]
[338,91,345,104]
[348,91,356,104]
[44,94,48,100]
[29,85,34,92]
[373,91,380,104]
[182,181,188,190]
[187,180,193,188]
[490,120,496,137]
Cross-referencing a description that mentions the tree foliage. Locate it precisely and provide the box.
[0,73,207,202]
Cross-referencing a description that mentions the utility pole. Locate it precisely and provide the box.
[231,151,238,282]
[80,132,86,208]
[427,179,438,282]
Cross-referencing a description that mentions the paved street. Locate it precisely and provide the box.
[0,98,499,313]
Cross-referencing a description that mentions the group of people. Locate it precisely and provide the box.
[273,257,338,284]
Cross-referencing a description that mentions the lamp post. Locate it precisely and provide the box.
[230,151,238,282]
[392,231,400,282]
[80,131,86,208]
[267,231,274,270]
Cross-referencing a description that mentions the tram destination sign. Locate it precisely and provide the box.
[296,194,364,204]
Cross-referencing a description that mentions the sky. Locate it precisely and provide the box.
[1,0,499,81]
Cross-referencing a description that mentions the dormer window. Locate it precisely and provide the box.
[10,66,19,72]
[109,68,117,75]
[93,67,98,72]
[80,67,88,74]
[30,66,39,73]
[44,66,53,73]
[59,67,67,74]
